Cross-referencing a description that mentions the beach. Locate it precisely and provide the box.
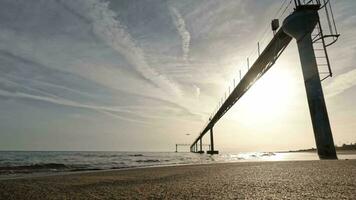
[0,159,355,199]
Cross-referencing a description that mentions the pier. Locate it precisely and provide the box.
[190,0,339,159]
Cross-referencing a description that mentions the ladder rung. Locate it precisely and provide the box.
[321,76,331,82]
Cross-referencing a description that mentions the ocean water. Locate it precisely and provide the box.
[0,151,355,179]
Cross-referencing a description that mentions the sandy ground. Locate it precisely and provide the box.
[0,160,355,200]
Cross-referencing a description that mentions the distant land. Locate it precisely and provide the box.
[282,143,356,153]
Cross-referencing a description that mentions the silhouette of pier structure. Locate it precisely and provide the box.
[175,144,210,153]
[190,0,340,159]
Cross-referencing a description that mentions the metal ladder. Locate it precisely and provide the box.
[302,0,340,81]
[311,20,333,81]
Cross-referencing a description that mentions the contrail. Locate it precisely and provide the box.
[170,6,191,61]
[60,0,182,97]
[325,69,356,98]
[0,89,149,124]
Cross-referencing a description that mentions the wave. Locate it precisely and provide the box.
[129,154,144,157]
[0,163,69,174]
[260,152,276,157]
[0,163,68,170]
[135,159,161,163]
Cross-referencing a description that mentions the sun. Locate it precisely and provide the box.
[227,63,300,125]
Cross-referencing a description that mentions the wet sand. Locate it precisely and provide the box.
[0,160,355,199]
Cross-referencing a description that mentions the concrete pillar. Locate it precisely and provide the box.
[198,138,204,154]
[207,127,219,155]
[283,7,337,159]
[210,128,214,151]
[200,138,202,151]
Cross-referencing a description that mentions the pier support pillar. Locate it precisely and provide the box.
[198,138,204,154]
[207,127,219,155]
[283,6,337,159]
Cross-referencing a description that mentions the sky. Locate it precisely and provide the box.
[0,0,355,152]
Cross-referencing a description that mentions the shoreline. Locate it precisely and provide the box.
[1,151,355,181]
[0,159,355,199]
[0,157,354,180]
[276,149,356,154]
[0,158,319,181]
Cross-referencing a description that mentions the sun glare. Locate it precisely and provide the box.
[227,65,300,125]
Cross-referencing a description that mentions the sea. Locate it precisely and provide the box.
[1,151,355,179]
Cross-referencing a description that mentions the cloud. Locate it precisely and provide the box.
[169,6,191,61]
[325,69,356,98]
[193,84,201,99]
[1,50,202,122]
[59,0,182,97]
[0,49,200,123]
[0,88,151,124]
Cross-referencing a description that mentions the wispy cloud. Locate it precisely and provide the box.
[193,84,201,99]
[0,49,199,123]
[325,69,356,98]
[61,0,182,97]
[169,6,191,61]
[0,88,150,124]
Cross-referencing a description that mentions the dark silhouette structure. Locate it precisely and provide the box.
[191,0,340,159]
